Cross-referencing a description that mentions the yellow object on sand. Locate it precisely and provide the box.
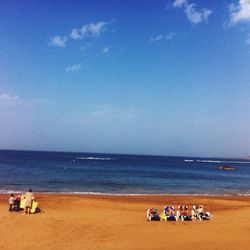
[20,195,38,213]
[30,201,38,214]
[20,195,26,209]
[160,213,166,221]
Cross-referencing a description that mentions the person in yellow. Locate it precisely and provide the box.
[23,189,35,215]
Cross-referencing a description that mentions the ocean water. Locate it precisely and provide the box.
[0,150,249,195]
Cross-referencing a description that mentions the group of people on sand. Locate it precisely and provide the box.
[147,205,212,222]
[8,189,35,215]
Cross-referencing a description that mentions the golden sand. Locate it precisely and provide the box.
[0,194,250,250]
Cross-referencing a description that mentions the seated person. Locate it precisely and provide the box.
[178,205,194,221]
[192,205,212,220]
[14,195,21,211]
[146,208,161,221]
[163,206,178,221]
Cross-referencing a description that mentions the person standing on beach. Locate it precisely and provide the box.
[8,194,15,212]
[23,189,35,215]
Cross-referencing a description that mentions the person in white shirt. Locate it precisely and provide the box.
[8,194,15,212]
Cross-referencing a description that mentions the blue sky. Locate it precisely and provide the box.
[1,0,250,157]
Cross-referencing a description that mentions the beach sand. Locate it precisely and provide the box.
[0,194,250,250]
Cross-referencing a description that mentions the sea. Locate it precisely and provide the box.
[0,150,249,196]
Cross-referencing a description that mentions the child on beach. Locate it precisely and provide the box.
[8,194,15,212]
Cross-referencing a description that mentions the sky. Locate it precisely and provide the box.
[1,0,250,157]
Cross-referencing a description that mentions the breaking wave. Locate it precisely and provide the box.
[184,159,250,164]
[75,157,113,161]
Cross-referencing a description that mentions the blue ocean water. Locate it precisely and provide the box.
[0,150,249,195]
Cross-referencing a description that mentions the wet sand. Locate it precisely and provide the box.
[0,194,250,250]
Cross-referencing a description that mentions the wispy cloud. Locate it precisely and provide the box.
[228,0,250,26]
[150,35,163,43]
[247,34,250,44]
[0,93,51,108]
[71,21,107,40]
[88,105,140,119]
[49,35,67,47]
[150,32,176,42]
[80,42,93,52]
[65,64,82,73]
[0,93,20,105]
[49,21,111,50]
[102,47,110,53]
[173,0,212,24]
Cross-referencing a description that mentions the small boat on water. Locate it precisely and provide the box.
[217,165,235,171]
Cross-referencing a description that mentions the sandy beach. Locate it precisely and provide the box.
[0,194,250,250]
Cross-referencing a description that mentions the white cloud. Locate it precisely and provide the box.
[102,47,110,53]
[173,0,187,8]
[71,21,107,40]
[150,32,176,42]
[173,0,212,24]
[49,35,67,47]
[228,0,250,26]
[71,29,82,40]
[65,64,82,73]
[185,4,212,24]
[49,21,111,50]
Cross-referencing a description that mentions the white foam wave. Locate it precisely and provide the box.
[75,157,113,161]
[198,160,250,164]
[184,159,250,164]
[0,189,22,194]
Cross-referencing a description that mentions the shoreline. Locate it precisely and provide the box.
[1,194,250,249]
[1,191,250,196]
